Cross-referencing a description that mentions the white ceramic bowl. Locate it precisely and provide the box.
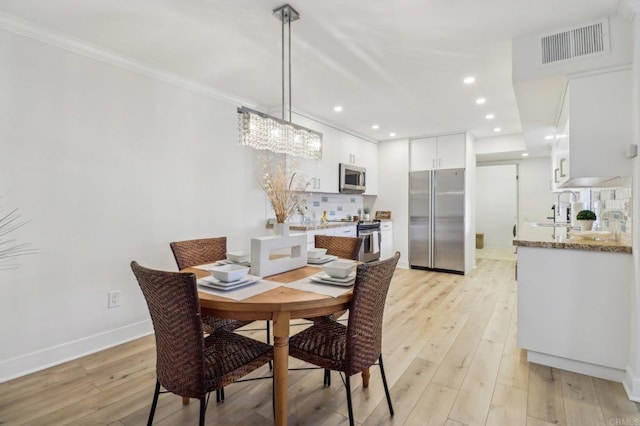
[323,260,356,279]
[307,248,328,259]
[209,264,250,282]
[226,251,250,263]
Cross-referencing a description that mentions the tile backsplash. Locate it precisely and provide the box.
[591,186,632,244]
[293,193,364,224]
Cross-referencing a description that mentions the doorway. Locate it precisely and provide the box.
[476,164,518,260]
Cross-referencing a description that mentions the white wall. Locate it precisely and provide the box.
[0,27,381,381]
[0,28,307,380]
[375,139,409,269]
[476,165,517,249]
[624,1,640,403]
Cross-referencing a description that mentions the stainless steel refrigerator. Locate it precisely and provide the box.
[409,169,465,273]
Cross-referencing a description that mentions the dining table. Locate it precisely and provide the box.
[183,263,356,426]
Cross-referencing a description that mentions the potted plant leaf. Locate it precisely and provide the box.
[576,209,596,231]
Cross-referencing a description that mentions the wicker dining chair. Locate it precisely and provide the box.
[314,234,363,261]
[169,237,254,333]
[170,237,272,403]
[288,252,400,426]
[312,235,363,322]
[130,261,273,426]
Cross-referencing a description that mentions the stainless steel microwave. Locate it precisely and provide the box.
[339,163,366,193]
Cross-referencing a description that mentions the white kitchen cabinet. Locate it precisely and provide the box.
[517,245,631,381]
[551,68,633,189]
[333,225,357,238]
[410,133,465,171]
[380,221,393,259]
[304,225,356,249]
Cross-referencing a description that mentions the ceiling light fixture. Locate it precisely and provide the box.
[494,127,502,132]
[237,4,322,160]
[485,113,494,120]
[372,124,380,130]
[544,135,554,140]
[463,76,475,84]
[334,106,343,112]
[389,132,396,137]
[522,152,529,157]
[475,97,486,105]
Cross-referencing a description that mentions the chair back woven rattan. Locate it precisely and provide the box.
[314,235,363,261]
[131,261,273,425]
[169,237,227,270]
[132,261,210,398]
[288,252,400,425]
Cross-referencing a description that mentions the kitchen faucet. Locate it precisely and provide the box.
[556,190,578,223]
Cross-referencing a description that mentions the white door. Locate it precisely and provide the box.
[476,164,518,250]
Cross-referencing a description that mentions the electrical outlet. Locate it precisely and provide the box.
[108,291,121,308]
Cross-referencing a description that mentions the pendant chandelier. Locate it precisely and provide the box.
[237,4,323,160]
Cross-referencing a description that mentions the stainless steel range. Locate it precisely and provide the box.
[357,219,381,263]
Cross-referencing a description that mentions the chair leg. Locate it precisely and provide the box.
[220,387,225,401]
[215,389,220,403]
[378,355,394,416]
[147,380,161,426]
[324,369,331,387]
[345,375,354,426]
[199,397,206,426]
[182,396,190,405]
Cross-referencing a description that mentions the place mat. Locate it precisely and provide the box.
[197,279,281,301]
[282,280,352,298]
[264,266,321,284]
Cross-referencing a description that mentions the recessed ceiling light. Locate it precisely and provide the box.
[485,113,494,120]
[522,152,529,157]
[389,132,396,137]
[493,127,502,132]
[544,135,554,140]
[463,76,475,84]
[372,124,380,130]
[333,105,343,112]
[475,97,486,105]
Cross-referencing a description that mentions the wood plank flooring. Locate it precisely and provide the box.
[1,257,639,425]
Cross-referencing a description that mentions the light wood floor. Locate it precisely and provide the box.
[1,258,639,425]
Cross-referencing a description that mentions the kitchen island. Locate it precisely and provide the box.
[513,228,632,382]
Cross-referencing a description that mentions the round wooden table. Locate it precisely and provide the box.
[185,266,352,426]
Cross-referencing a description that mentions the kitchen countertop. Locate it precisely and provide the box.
[513,227,631,253]
[266,221,358,231]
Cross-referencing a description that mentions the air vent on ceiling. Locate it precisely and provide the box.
[539,19,609,66]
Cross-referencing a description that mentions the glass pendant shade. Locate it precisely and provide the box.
[238,107,322,160]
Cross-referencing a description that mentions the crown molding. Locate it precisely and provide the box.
[0,12,257,109]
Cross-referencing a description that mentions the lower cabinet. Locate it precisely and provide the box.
[305,225,357,249]
[517,246,631,381]
[380,221,393,259]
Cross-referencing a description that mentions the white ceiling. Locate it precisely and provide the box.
[0,0,622,155]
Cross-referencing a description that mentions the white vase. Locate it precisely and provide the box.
[274,222,290,237]
[578,220,594,231]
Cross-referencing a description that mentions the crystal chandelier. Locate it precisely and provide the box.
[237,4,323,160]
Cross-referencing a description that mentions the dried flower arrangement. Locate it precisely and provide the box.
[0,203,35,270]
[259,157,310,223]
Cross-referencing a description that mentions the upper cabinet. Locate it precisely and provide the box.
[551,68,633,189]
[285,113,379,194]
[410,133,466,171]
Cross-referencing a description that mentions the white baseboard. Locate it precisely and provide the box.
[527,350,626,383]
[397,260,410,269]
[0,319,153,383]
[623,366,640,402]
